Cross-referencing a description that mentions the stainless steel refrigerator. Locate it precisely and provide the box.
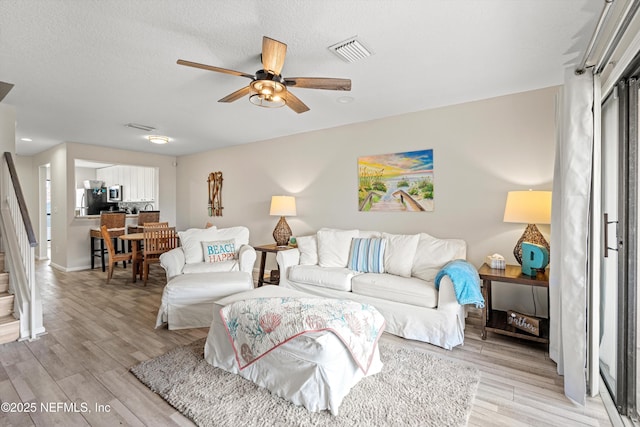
[83,187,113,215]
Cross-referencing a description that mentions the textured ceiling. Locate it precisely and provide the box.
[0,1,601,156]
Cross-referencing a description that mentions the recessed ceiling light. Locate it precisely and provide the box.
[20,137,32,142]
[337,96,354,104]
[147,135,169,145]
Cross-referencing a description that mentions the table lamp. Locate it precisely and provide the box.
[270,195,296,246]
[503,190,552,265]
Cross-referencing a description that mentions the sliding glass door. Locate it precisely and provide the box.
[599,72,638,419]
[600,92,619,400]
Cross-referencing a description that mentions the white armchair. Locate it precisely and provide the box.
[159,226,256,281]
[156,225,257,330]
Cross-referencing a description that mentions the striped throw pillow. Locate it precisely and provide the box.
[347,238,386,273]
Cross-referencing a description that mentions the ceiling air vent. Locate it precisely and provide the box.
[124,123,156,132]
[328,36,373,63]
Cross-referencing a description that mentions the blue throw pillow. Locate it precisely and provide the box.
[347,238,386,273]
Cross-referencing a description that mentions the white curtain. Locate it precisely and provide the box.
[550,68,594,405]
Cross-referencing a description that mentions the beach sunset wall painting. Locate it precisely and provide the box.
[358,149,434,212]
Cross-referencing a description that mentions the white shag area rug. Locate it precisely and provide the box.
[131,338,480,427]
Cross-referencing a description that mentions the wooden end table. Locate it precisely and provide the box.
[478,263,550,345]
[253,243,295,287]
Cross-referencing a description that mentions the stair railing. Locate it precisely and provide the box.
[0,152,42,340]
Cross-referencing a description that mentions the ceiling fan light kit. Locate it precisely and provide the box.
[249,73,287,108]
[177,36,351,114]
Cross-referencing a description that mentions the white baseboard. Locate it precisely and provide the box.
[49,263,91,273]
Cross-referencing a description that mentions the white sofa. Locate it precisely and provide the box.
[276,228,468,350]
[159,226,256,281]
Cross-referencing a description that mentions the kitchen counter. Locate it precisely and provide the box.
[75,214,140,219]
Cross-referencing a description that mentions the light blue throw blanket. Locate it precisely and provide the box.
[435,260,485,308]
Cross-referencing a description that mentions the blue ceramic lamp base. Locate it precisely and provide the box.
[513,223,550,265]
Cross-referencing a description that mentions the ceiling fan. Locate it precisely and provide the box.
[177,36,351,114]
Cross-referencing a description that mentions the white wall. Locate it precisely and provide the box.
[13,155,36,232]
[75,167,97,189]
[0,104,15,155]
[176,87,557,316]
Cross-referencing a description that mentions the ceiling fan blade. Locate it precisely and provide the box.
[262,37,287,75]
[284,77,351,91]
[218,86,252,103]
[0,81,14,102]
[177,59,254,79]
[285,91,310,114]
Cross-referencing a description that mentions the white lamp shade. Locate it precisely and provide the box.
[503,190,552,224]
[270,196,297,216]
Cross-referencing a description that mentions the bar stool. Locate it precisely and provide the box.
[127,210,160,234]
[90,211,127,272]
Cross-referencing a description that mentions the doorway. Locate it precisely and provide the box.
[37,164,49,261]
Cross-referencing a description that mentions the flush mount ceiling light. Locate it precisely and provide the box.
[20,137,32,142]
[328,36,373,63]
[147,135,169,145]
[249,74,287,108]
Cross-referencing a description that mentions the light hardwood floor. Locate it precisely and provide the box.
[0,260,612,426]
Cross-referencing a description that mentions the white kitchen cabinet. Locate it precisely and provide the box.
[96,165,156,202]
[143,167,155,201]
[137,167,147,200]
[122,166,133,201]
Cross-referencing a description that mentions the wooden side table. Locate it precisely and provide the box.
[253,244,295,287]
[478,263,550,345]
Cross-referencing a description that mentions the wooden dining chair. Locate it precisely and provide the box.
[100,225,133,284]
[142,226,178,284]
[130,222,169,254]
[127,210,160,234]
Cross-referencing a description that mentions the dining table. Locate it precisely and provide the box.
[119,229,179,283]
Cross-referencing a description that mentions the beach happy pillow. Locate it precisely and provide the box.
[202,240,238,263]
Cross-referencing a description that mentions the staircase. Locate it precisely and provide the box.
[0,253,20,344]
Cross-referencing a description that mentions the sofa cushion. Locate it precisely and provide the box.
[358,230,382,238]
[183,261,239,274]
[381,233,420,278]
[411,233,467,282]
[317,229,359,268]
[351,273,438,308]
[288,264,357,292]
[178,226,250,264]
[178,227,225,264]
[165,271,252,304]
[296,235,318,265]
[347,238,386,273]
